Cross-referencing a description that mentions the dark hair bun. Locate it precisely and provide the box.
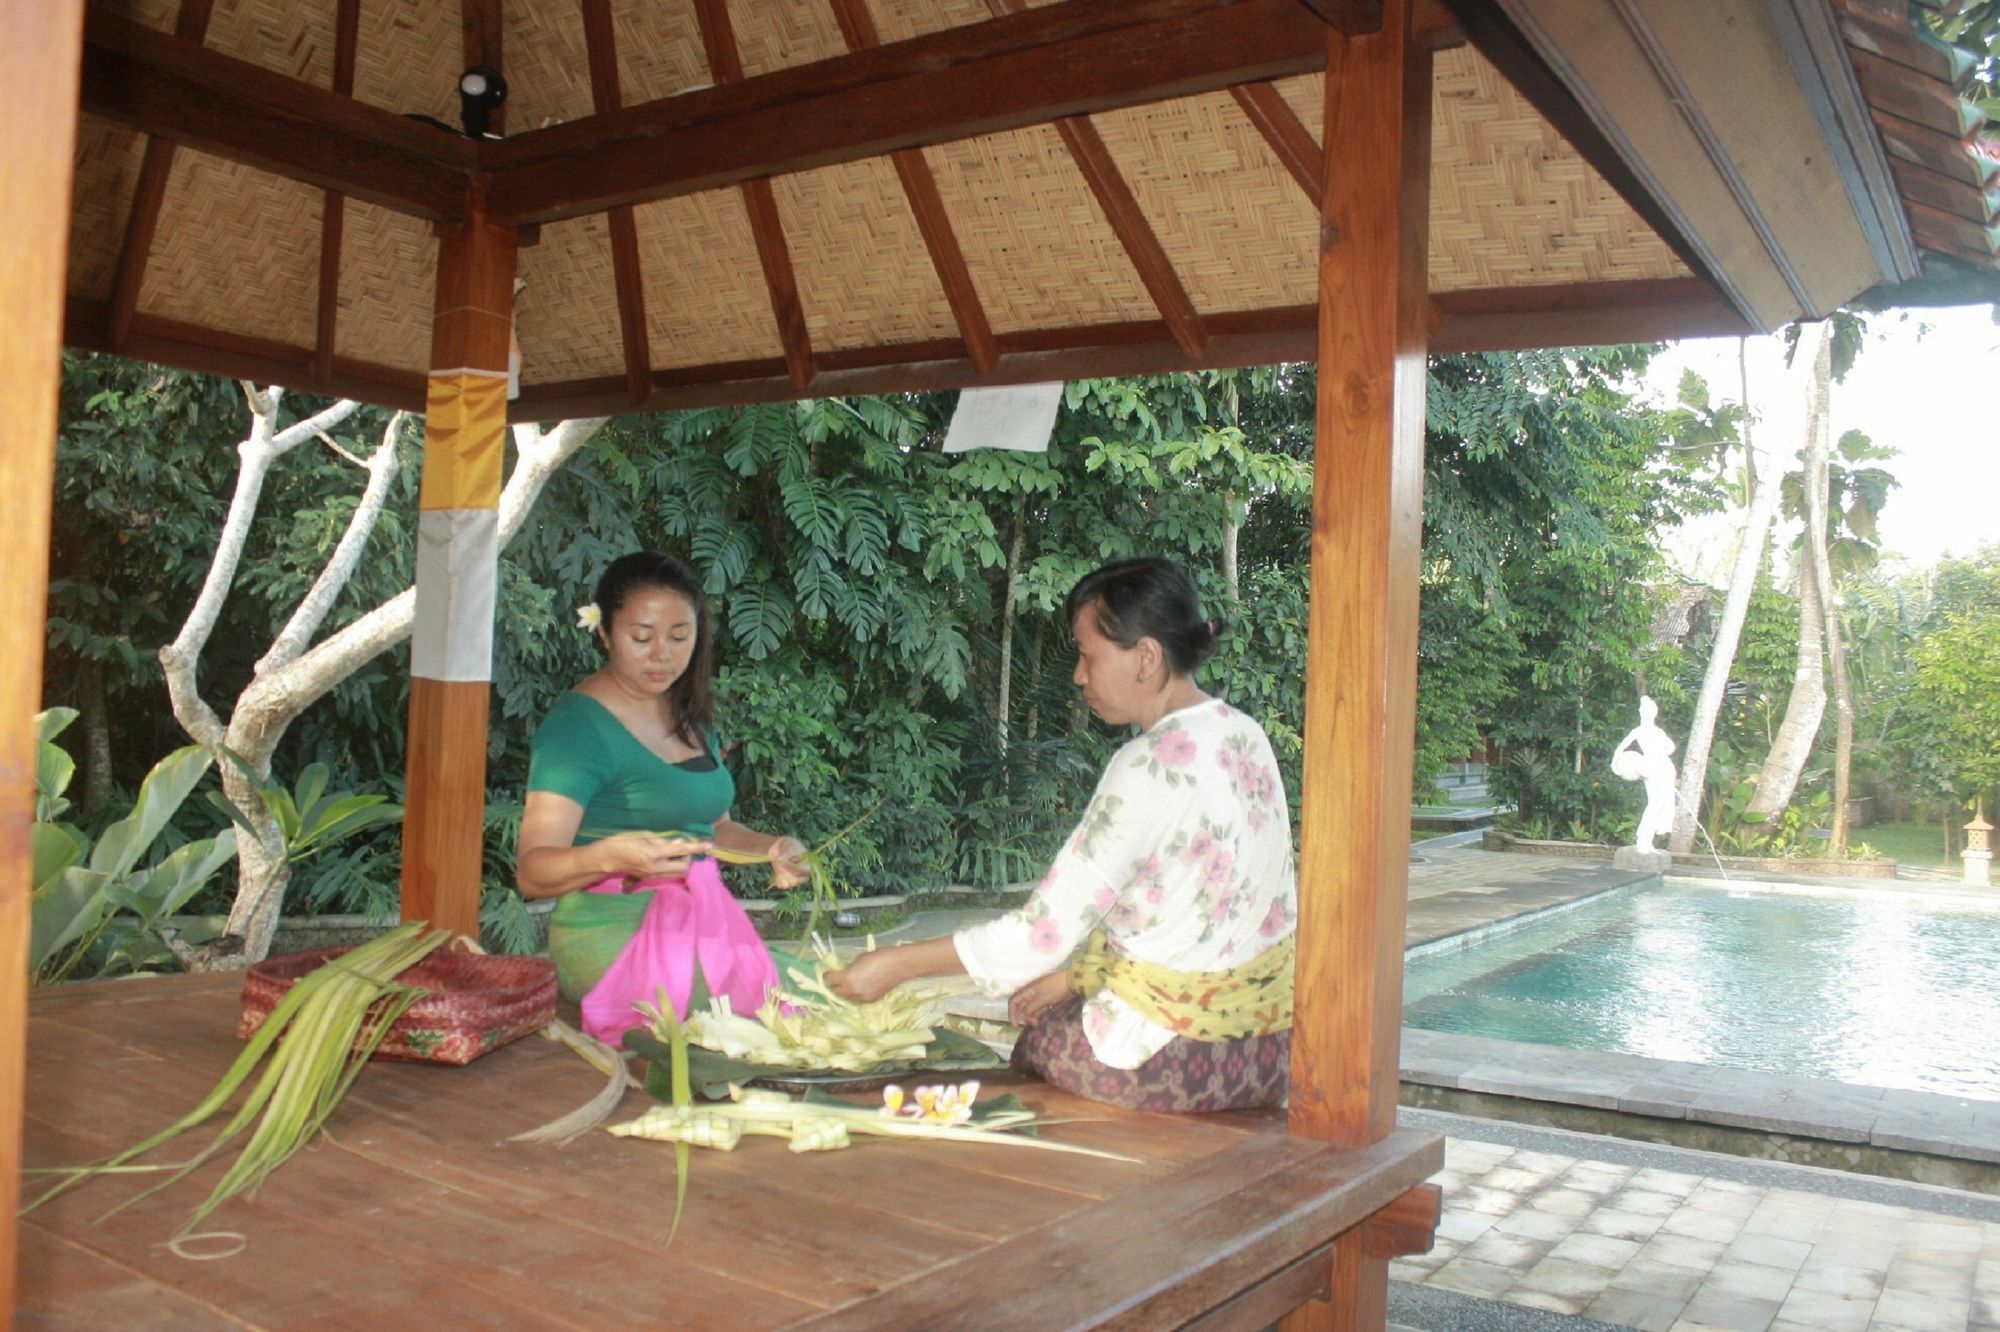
[1065,557,1218,675]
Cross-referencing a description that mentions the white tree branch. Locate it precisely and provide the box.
[256,411,406,675]
[239,415,609,735]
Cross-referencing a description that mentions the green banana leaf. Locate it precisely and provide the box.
[626,1025,1004,1103]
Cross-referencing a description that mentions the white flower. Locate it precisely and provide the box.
[576,602,602,632]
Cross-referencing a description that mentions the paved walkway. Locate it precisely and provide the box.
[1392,1109,2000,1332]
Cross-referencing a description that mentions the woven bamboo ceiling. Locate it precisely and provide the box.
[63,0,1999,419]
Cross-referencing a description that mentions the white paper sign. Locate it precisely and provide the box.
[941,382,1064,454]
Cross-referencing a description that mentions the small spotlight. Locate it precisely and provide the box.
[458,65,507,139]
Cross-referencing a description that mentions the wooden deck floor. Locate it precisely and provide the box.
[19,974,1440,1330]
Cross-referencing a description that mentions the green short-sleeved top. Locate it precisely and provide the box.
[526,692,734,841]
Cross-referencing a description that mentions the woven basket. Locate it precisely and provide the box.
[238,945,557,1066]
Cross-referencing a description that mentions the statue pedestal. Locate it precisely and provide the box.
[1613,846,1674,874]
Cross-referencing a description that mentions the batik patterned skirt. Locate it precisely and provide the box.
[1011,996,1289,1112]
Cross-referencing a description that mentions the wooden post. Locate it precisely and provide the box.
[398,213,516,940]
[1286,0,1432,1327]
[1,0,87,1320]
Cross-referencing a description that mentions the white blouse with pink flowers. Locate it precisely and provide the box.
[952,698,1297,1069]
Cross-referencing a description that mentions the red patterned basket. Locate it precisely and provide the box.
[238,945,557,1066]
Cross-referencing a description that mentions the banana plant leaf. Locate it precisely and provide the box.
[625,1026,1003,1102]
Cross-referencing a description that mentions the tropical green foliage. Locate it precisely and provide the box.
[31,709,236,983]
[48,345,1699,930]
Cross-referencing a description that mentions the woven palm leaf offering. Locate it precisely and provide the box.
[635,937,1004,1099]
[24,923,462,1254]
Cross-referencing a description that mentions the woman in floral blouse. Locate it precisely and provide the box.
[827,558,1295,1112]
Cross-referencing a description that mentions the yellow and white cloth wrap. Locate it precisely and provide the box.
[1066,930,1294,1042]
[412,369,510,682]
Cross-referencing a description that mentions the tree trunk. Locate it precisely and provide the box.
[214,758,290,966]
[1803,340,1853,854]
[1025,616,1048,745]
[1747,324,1835,823]
[996,493,1026,759]
[1221,493,1241,600]
[79,658,113,814]
[1669,339,1779,854]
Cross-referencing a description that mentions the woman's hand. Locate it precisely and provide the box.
[824,947,910,1003]
[1007,970,1073,1027]
[768,835,810,890]
[596,834,712,888]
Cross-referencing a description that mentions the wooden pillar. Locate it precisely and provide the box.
[399,212,516,940]
[1286,0,1432,1327]
[1,0,86,1320]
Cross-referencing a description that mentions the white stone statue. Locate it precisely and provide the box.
[1611,695,1678,852]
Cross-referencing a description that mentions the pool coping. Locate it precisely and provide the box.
[1398,871,2000,1188]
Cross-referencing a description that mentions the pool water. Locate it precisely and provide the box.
[1403,879,2000,1098]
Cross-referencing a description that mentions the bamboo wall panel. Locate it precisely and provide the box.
[504,1,598,132]
[775,155,961,351]
[927,123,1158,333]
[204,0,335,88]
[1091,93,1320,315]
[633,187,786,368]
[338,200,437,372]
[730,0,847,79]
[352,0,463,127]
[516,213,628,383]
[141,149,320,350]
[610,0,712,106]
[68,116,147,303]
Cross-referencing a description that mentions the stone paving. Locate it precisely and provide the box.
[1393,1110,2000,1332]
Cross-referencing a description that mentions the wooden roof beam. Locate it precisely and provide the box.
[1294,0,1382,32]
[581,0,652,406]
[1233,83,1323,198]
[981,0,1207,359]
[81,11,476,223]
[107,0,216,351]
[313,0,362,387]
[830,0,998,376]
[692,0,814,392]
[484,0,1329,227]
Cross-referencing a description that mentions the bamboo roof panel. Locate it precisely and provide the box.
[336,201,436,373]
[733,0,850,78]
[503,2,599,133]
[609,0,713,105]
[95,0,175,31]
[867,0,992,44]
[633,187,786,369]
[140,149,321,350]
[926,122,1159,334]
[517,214,628,384]
[205,0,336,88]
[67,116,147,304]
[774,155,963,350]
[1427,47,1685,291]
[352,0,463,128]
[1090,93,1320,315]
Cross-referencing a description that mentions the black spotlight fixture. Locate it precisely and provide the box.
[458,65,507,139]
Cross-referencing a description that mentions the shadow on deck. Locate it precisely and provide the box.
[21,973,1439,1330]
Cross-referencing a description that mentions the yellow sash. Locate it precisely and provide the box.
[1065,930,1294,1041]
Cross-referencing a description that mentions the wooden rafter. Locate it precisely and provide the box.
[829,0,998,375]
[984,0,1207,360]
[484,0,1328,226]
[1293,0,1384,33]
[314,0,362,386]
[692,0,813,391]
[581,0,652,405]
[107,0,216,350]
[1231,82,1323,199]
[81,12,475,222]
[462,0,504,136]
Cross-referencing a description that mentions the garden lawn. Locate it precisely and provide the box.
[1853,820,1955,867]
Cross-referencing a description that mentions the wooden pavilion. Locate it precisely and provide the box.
[5,0,1996,1326]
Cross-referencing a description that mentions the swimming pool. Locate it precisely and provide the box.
[1402,878,2000,1099]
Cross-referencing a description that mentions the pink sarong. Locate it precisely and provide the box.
[578,857,779,1044]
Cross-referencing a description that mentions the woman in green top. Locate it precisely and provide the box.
[518,551,806,1041]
